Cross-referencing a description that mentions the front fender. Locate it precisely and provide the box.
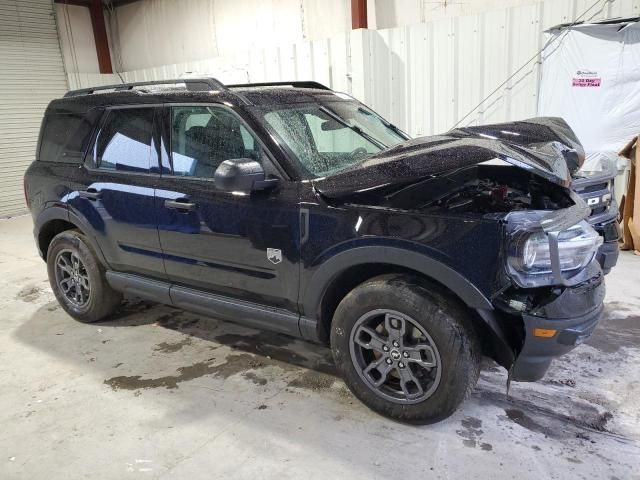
[302,244,494,319]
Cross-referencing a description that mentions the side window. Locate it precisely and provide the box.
[39,109,101,163]
[170,106,262,178]
[91,108,154,173]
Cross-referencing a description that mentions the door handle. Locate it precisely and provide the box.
[79,188,102,200]
[165,199,196,212]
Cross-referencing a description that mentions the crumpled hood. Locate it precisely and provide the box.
[313,117,585,198]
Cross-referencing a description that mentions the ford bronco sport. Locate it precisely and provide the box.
[24,78,617,424]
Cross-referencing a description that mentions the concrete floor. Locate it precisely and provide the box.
[1,215,639,480]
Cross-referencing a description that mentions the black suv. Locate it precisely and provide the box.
[25,78,615,424]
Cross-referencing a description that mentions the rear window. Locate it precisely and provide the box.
[38,110,101,163]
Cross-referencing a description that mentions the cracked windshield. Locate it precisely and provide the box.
[263,101,407,178]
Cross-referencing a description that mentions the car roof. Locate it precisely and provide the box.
[47,82,352,114]
[230,86,347,105]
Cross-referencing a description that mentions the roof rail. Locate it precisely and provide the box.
[63,77,226,97]
[226,81,331,91]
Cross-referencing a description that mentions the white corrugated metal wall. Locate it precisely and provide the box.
[0,1,633,215]
[67,0,640,139]
[346,0,640,135]
[0,0,68,218]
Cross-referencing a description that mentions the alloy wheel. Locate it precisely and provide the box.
[349,309,442,404]
[54,249,91,307]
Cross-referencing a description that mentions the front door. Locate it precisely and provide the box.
[154,104,300,311]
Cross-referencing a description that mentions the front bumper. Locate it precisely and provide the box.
[596,239,619,274]
[511,274,606,381]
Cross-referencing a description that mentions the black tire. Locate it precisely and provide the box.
[47,230,122,323]
[330,274,480,424]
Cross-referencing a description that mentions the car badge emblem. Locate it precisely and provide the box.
[267,248,282,264]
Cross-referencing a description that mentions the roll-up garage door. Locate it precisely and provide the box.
[0,0,68,217]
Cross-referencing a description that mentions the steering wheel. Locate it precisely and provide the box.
[350,147,369,160]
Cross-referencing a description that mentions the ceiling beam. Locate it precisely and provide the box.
[54,0,144,6]
[105,0,145,6]
[54,0,91,7]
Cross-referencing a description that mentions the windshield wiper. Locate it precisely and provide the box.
[357,107,409,139]
[319,106,387,150]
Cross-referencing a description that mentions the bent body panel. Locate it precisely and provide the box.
[313,117,584,198]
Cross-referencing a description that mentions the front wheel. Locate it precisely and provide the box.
[330,274,480,424]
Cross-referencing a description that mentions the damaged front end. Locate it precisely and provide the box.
[493,190,605,381]
[382,163,605,382]
[314,117,606,382]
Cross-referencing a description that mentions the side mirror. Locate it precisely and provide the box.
[213,158,279,193]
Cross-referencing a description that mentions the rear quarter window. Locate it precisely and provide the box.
[38,109,101,163]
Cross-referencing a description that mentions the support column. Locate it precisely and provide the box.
[88,0,113,73]
[351,0,368,30]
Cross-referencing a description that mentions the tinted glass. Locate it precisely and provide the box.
[93,108,154,172]
[171,106,261,178]
[39,110,100,163]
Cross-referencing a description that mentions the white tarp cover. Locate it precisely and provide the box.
[538,21,640,170]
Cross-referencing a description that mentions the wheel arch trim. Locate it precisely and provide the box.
[302,245,494,320]
[35,206,109,267]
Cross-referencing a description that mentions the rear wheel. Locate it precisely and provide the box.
[47,230,122,323]
[330,274,480,424]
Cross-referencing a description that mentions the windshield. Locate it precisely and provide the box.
[261,101,408,178]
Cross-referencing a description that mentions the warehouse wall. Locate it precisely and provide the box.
[57,0,640,79]
[65,0,640,138]
[57,0,640,73]
[57,0,352,72]
[54,3,100,74]
[0,0,69,218]
[369,0,546,28]
[57,0,562,72]
[113,0,352,67]
[107,0,220,70]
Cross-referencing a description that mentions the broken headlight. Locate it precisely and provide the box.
[505,211,602,287]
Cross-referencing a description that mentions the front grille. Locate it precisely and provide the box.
[574,182,609,195]
[572,166,618,228]
[574,183,613,221]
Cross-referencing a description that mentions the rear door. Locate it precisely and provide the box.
[67,105,166,279]
[154,103,300,311]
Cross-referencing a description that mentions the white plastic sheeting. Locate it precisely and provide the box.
[538,20,640,168]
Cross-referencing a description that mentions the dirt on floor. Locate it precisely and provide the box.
[1,215,639,480]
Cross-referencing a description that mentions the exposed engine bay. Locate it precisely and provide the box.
[422,177,563,213]
[382,164,574,213]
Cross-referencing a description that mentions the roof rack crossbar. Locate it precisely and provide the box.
[226,81,331,91]
[64,77,226,97]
